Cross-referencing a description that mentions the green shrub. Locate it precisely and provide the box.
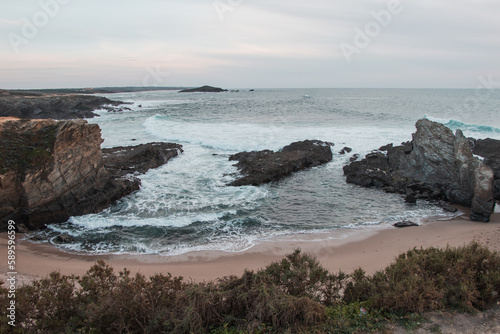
[344,242,500,313]
[1,242,499,333]
[262,248,348,306]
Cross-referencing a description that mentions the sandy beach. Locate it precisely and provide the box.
[1,211,499,285]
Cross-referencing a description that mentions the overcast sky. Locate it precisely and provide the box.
[1,0,499,89]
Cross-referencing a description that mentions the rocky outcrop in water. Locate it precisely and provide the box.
[0,91,126,119]
[228,140,333,186]
[0,118,182,231]
[103,143,183,178]
[343,119,496,222]
[179,85,228,93]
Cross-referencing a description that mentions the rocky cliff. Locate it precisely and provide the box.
[0,118,139,230]
[0,91,126,119]
[0,118,182,231]
[228,140,333,186]
[343,119,496,222]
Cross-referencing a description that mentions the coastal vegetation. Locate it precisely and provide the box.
[1,241,499,333]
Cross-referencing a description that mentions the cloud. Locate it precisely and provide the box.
[0,0,499,88]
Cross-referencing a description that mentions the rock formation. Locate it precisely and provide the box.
[0,118,182,231]
[343,119,496,222]
[103,143,183,178]
[179,85,228,93]
[470,138,500,201]
[228,140,333,186]
[0,91,126,119]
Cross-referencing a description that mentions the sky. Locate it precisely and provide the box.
[1,0,499,89]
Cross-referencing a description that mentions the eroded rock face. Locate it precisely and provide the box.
[343,119,496,222]
[228,140,333,186]
[471,138,500,201]
[0,118,140,230]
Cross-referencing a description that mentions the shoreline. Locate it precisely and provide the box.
[1,213,499,285]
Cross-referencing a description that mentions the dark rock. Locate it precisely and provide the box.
[103,143,183,178]
[438,201,459,213]
[349,154,360,163]
[378,143,393,151]
[384,186,397,193]
[339,147,352,155]
[405,193,417,204]
[393,221,419,228]
[249,89,255,92]
[0,93,126,119]
[179,85,228,93]
[228,140,333,186]
[402,141,413,154]
[471,138,500,201]
[16,223,29,234]
[343,152,389,188]
[344,119,496,221]
[54,233,75,244]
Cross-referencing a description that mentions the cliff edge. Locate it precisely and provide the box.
[0,118,139,230]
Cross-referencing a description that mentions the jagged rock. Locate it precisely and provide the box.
[349,154,360,163]
[0,93,126,119]
[103,143,183,178]
[179,85,228,93]
[0,119,182,231]
[393,221,419,228]
[344,119,496,222]
[338,147,352,155]
[228,140,333,186]
[379,143,393,151]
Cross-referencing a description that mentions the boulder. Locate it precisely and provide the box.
[344,119,496,222]
[393,221,419,228]
[338,147,352,155]
[228,140,333,186]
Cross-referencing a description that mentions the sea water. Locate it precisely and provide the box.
[35,89,500,255]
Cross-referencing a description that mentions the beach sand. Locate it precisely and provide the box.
[1,212,499,285]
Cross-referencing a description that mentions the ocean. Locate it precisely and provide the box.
[32,88,500,255]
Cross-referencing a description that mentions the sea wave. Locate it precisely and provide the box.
[425,116,500,138]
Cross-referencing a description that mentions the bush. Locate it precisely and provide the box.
[344,241,500,313]
[1,242,499,333]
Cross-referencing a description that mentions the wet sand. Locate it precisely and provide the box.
[1,213,499,285]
